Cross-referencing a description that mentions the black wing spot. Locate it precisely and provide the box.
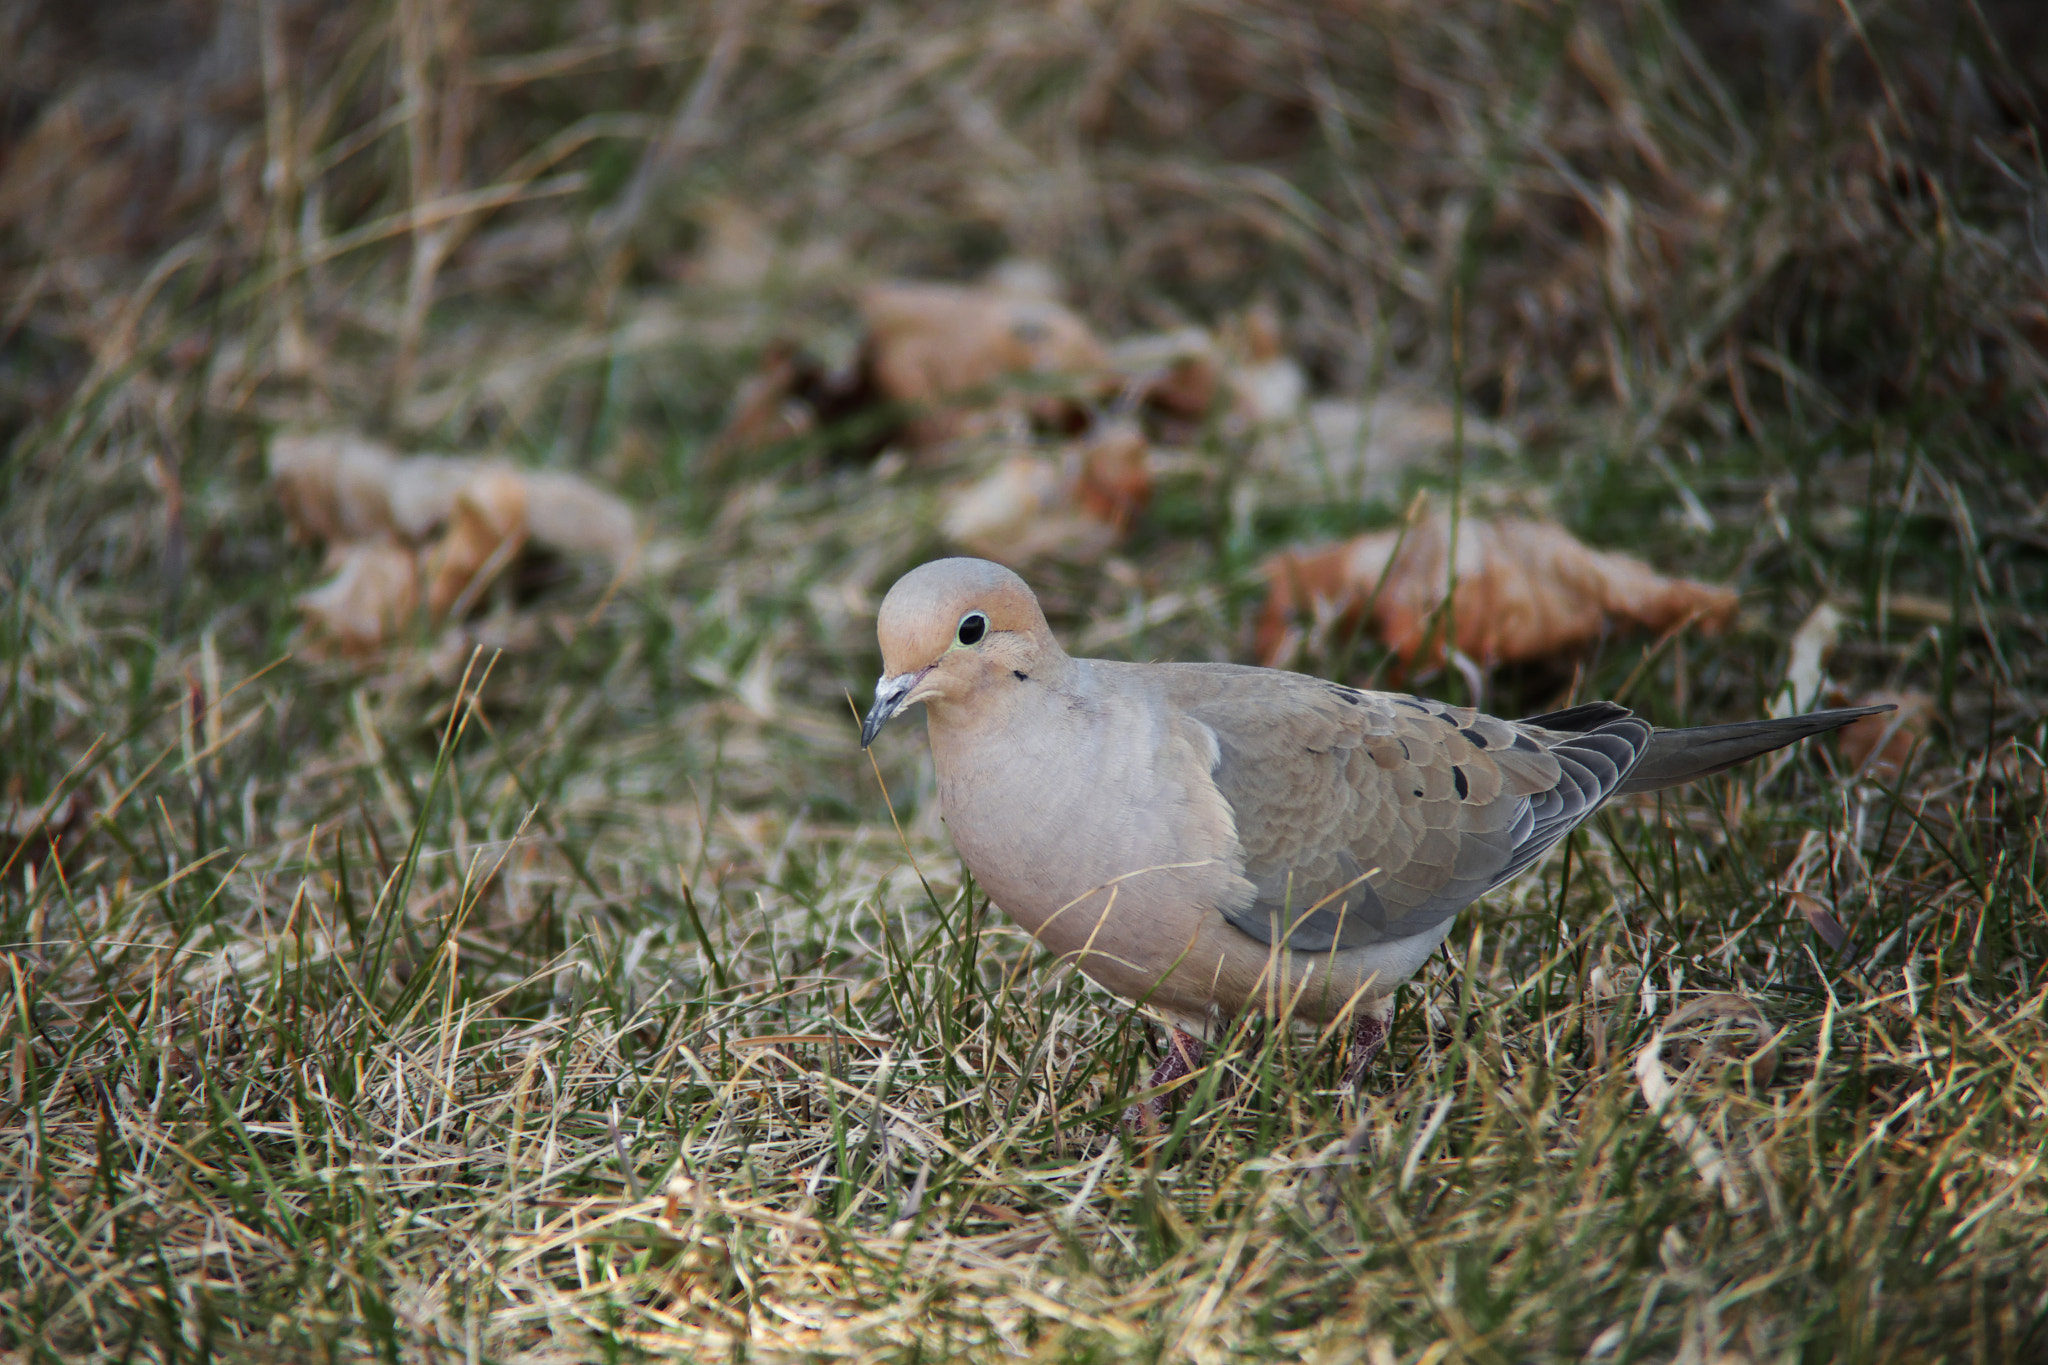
[1325,686,1362,705]
[1461,727,1489,748]
[1453,766,1469,799]
[1013,670,1029,681]
[1397,739,1413,761]
[1412,787,1425,798]
[1396,698,1430,713]
[1513,732,1543,753]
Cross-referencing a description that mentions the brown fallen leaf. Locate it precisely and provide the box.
[424,469,529,621]
[270,432,642,652]
[296,542,421,656]
[270,433,639,566]
[1257,499,1739,671]
[859,280,1107,449]
[1108,326,1222,423]
[1071,422,1151,533]
[384,455,501,541]
[1785,890,1850,953]
[270,433,402,543]
[941,422,1152,566]
[1834,690,1934,781]
[1109,307,1301,431]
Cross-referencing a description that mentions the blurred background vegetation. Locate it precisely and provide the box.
[2,1,2044,1361]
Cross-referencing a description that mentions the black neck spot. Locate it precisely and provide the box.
[1013,670,1029,682]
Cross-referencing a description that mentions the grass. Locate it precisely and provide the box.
[3,0,2046,1360]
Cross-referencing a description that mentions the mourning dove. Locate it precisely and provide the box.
[860,558,1889,1125]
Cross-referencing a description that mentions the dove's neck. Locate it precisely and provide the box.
[925,645,1078,754]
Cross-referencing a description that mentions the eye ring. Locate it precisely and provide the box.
[956,611,988,646]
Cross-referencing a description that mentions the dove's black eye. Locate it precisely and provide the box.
[956,611,988,646]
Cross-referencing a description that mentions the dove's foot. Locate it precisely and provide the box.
[1124,1028,1206,1133]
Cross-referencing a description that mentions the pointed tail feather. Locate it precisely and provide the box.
[1618,705,1894,794]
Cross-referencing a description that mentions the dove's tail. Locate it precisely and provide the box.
[1616,705,1893,793]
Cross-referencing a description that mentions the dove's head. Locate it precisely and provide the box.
[861,558,1062,747]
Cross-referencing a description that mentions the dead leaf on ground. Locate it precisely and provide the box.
[941,422,1151,566]
[1785,890,1850,953]
[1218,302,1304,423]
[708,273,1104,465]
[270,431,642,654]
[522,470,641,568]
[1257,498,1739,671]
[1108,304,1303,433]
[271,433,403,544]
[296,542,422,656]
[1105,313,1512,498]
[1108,326,1222,422]
[860,279,1107,450]
[1834,690,1934,781]
[425,469,529,620]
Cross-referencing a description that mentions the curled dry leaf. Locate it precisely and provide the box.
[1107,319,1512,504]
[1219,302,1305,423]
[425,469,529,621]
[709,275,1107,464]
[271,433,640,571]
[705,340,892,472]
[940,422,1152,566]
[1257,500,1740,671]
[271,432,402,543]
[1785,890,1850,952]
[523,471,640,569]
[296,542,421,656]
[1108,326,1221,421]
[1108,305,1304,431]
[860,280,1107,449]
[1834,689,1934,780]
[271,431,640,653]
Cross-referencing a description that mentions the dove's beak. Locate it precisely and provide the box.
[860,669,928,748]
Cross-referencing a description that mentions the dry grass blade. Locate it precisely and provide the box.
[2,0,2045,1361]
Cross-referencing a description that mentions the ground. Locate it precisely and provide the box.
[1,2,2045,1361]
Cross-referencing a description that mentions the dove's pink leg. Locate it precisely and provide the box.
[1339,1004,1391,1090]
[1124,1028,1206,1132]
